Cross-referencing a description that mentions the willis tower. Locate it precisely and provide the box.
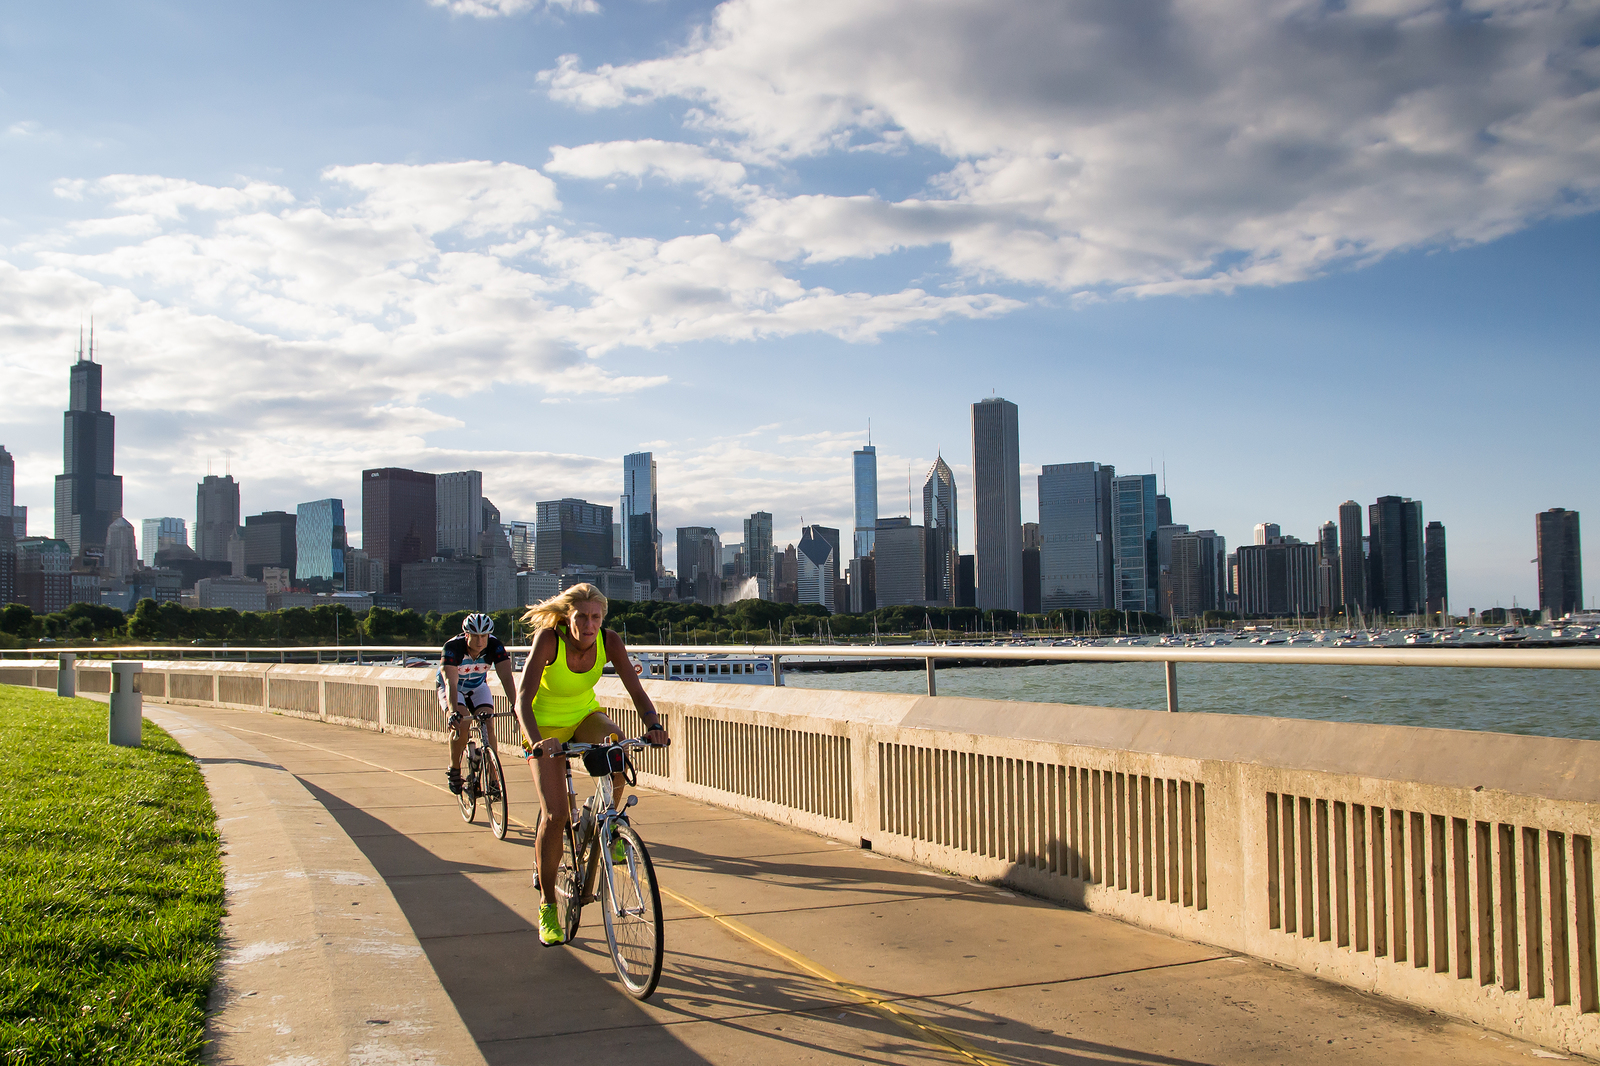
[54,329,123,558]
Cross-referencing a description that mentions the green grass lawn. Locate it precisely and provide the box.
[0,687,222,1064]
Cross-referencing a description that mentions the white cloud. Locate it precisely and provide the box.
[544,0,1600,295]
[547,140,751,196]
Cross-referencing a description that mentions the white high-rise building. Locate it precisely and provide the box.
[435,471,484,558]
[797,525,836,612]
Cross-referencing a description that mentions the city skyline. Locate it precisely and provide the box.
[2,2,1595,611]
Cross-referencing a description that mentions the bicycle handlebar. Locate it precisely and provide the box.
[528,737,660,758]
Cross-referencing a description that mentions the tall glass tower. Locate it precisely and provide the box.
[54,332,123,557]
[296,498,347,589]
[853,443,877,560]
[922,455,957,605]
[1111,473,1157,613]
[972,397,1022,612]
[621,452,658,589]
[1038,462,1114,610]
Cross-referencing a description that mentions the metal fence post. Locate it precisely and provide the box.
[57,653,76,697]
[926,656,937,696]
[771,653,783,687]
[109,661,143,747]
[1165,660,1178,713]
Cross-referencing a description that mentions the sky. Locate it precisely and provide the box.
[1,0,1596,611]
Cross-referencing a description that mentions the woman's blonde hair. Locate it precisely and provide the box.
[521,582,608,633]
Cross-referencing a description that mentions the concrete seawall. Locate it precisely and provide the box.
[8,657,1600,1058]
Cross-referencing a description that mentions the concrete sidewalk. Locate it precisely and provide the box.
[160,704,1585,1066]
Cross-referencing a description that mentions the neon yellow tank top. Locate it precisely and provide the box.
[528,627,606,729]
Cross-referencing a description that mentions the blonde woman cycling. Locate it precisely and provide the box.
[517,583,669,946]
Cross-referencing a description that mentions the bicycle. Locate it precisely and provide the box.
[531,737,665,999]
[456,708,512,840]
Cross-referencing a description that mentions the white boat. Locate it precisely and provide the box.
[628,652,773,684]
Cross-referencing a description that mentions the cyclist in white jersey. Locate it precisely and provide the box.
[438,613,517,795]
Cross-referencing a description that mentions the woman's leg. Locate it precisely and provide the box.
[533,754,569,908]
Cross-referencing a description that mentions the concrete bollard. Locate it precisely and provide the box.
[57,653,76,697]
[109,661,143,747]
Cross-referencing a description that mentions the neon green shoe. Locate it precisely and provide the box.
[611,837,627,864]
[538,903,563,946]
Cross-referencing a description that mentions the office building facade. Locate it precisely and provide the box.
[1337,500,1366,612]
[435,470,483,559]
[1038,461,1114,611]
[508,521,535,569]
[1316,520,1340,614]
[922,455,957,606]
[141,517,188,567]
[1368,495,1425,616]
[1112,473,1157,613]
[797,525,836,612]
[244,511,297,581]
[296,499,347,589]
[54,343,123,558]
[536,499,613,573]
[363,467,437,596]
[621,452,660,590]
[872,518,925,608]
[744,512,774,593]
[1169,529,1226,619]
[675,526,722,604]
[1424,521,1448,616]
[972,397,1022,611]
[195,475,240,562]
[1235,539,1319,617]
[853,443,878,560]
[1536,508,1582,618]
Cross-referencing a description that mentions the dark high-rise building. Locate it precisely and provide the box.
[922,455,958,606]
[536,499,613,573]
[0,445,13,606]
[1236,539,1319,617]
[244,511,297,580]
[1156,494,1172,528]
[1317,520,1340,615]
[1536,509,1582,618]
[1038,461,1114,611]
[621,452,659,590]
[957,554,976,609]
[54,337,123,558]
[972,397,1022,611]
[1337,500,1365,612]
[196,475,241,562]
[1424,521,1448,617]
[676,526,721,604]
[1368,496,1425,616]
[363,467,437,594]
[1170,530,1226,619]
[744,511,773,595]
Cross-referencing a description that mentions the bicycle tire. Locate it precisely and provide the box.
[483,744,509,840]
[599,822,664,998]
[457,739,479,823]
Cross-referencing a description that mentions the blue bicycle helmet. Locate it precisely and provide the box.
[462,612,494,635]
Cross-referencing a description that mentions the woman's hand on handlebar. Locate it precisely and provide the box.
[529,736,563,759]
[643,726,670,747]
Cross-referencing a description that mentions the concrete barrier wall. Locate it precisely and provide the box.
[13,661,1600,1057]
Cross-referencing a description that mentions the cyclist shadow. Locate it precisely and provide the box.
[296,778,707,1063]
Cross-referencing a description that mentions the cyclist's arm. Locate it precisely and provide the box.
[517,629,559,754]
[604,630,669,744]
[493,657,517,708]
[440,662,465,709]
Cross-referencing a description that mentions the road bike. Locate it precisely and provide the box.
[532,737,665,999]
[457,708,512,840]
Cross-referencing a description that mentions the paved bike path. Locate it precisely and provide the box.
[162,704,1579,1066]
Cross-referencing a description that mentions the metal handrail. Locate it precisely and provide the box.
[9,642,1599,714]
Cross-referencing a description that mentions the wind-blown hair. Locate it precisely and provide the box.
[521,583,608,633]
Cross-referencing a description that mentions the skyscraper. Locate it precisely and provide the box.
[872,518,925,607]
[1536,509,1582,618]
[1111,473,1158,613]
[296,499,347,589]
[853,442,878,560]
[508,520,535,569]
[797,525,836,612]
[1317,520,1340,615]
[54,336,123,557]
[0,446,13,606]
[676,526,721,604]
[435,470,483,559]
[1169,529,1226,619]
[1337,500,1365,613]
[972,397,1022,611]
[362,467,437,594]
[244,511,297,580]
[1253,523,1280,545]
[141,517,188,568]
[744,511,774,594]
[195,475,241,562]
[1425,521,1448,617]
[535,499,613,572]
[621,452,659,590]
[922,455,957,606]
[1037,461,1114,611]
[1368,496,1425,616]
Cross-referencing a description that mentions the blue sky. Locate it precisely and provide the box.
[2,0,1596,611]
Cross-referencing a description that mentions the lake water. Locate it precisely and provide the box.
[782,660,1600,741]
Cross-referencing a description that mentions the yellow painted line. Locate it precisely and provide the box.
[209,715,1004,1066]
[661,887,1004,1066]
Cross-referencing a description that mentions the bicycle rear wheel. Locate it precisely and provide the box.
[483,745,509,840]
[600,822,664,998]
[457,740,478,823]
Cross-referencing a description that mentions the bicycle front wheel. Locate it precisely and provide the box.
[555,822,585,942]
[457,740,478,823]
[483,745,508,840]
[600,822,664,998]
